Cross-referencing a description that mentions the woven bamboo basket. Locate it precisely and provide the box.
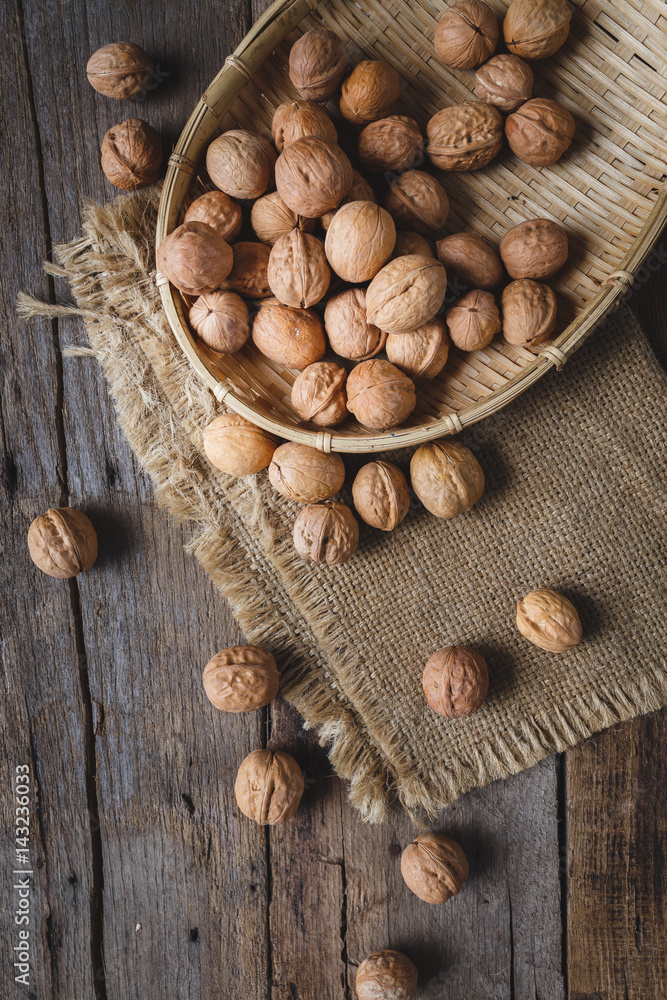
[157,0,667,453]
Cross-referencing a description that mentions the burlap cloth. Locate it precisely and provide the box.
[20,188,667,822]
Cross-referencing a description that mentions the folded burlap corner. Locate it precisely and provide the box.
[19,187,667,822]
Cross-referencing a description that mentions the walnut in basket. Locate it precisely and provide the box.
[325,201,396,283]
[346,360,416,431]
[157,221,233,296]
[358,116,424,174]
[499,218,568,279]
[235,750,304,824]
[203,645,280,712]
[268,230,330,308]
[184,190,243,243]
[427,103,504,172]
[503,0,572,59]
[269,442,345,503]
[275,136,353,218]
[422,645,489,717]
[384,170,449,236]
[475,54,533,112]
[506,98,575,167]
[352,461,410,531]
[203,414,278,476]
[271,99,338,152]
[392,231,434,259]
[189,291,249,354]
[502,279,557,347]
[293,503,359,564]
[339,60,400,126]
[291,362,348,427]
[401,833,469,904]
[289,28,348,102]
[250,192,316,245]
[86,42,154,100]
[434,0,499,70]
[366,254,447,334]
[223,241,272,299]
[320,170,377,231]
[355,950,418,1000]
[385,317,450,378]
[410,439,484,518]
[446,289,500,351]
[206,129,276,200]
[252,299,326,370]
[101,118,162,190]
[324,288,387,361]
[436,232,504,290]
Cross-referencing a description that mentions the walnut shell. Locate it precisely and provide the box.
[86,42,154,100]
[385,317,450,379]
[358,116,424,175]
[156,221,233,297]
[475,53,533,112]
[422,645,489,718]
[206,130,276,200]
[184,190,243,243]
[100,118,161,190]
[293,503,359,564]
[355,951,418,1000]
[446,289,500,351]
[251,192,316,245]
[252,299,326,369]
[410,439,484,518]
[504,0,572,59]
[516,587,582,652]
[502,279,557,347]
[268,231,330,308]
[203,413,278,476]
[289,29,348,102]
[384,170,449,236]
[324,288,387,361]
[352,461,410,531]
[401,833,469,904]
[427,102,504,172]
[291,362,348,427]
[340,60,400,126]
[366,254,447,334]
[272,99,338,152]
[269,442,345,503]
[223,241,272,299]
[275,136,353,219]
[325,202,396,283]
[189,291,249,353]
[435,233,504,290]
[392,232,434,259]
[235,750,304,825]
[346,359,416,431]
[320,171,377,231]
[499,218,568,279]
[506,98,575,167]
[434,0,499,69]
[203,646,280,712]
[28,508,98,579]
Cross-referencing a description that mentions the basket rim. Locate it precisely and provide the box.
[156,0,667,454]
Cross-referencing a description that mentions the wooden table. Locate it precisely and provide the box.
[2,2,666,997]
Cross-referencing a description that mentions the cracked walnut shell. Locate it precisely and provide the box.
[502,279,557,347]
[189,291,249,354]
[410,439,484,518]
[446,289,500,351]
[386,317,450,379]
[401,833,469,904]
[340,60,400,126]
[475,53,533,112]
[157,221,233,297]
[271,99,338,152]
[346,359,416,431]
[206,130,276,201]
[268,231,330,308]
[506,98,575,167]
[436,233,504,291]
[184,190,243,243]
[423,646,489,718]
[101,118,161,190]
[434,0,499,70]
[86,42,154,100]
[426,102,503,172]
[275,136,353,218]
[251,192,315,245]
[269,442,345,503]
[517,588,582,652]
[355,950,418,1000]
[203,414,278,476]
[499,218,568,280]
[291,362,348,427]
[289,29,347,102]
[235,750,304,825]
[293,502,359,565]
[203,646,280,712]
[325,201,396,284]
[366,254,447,335]
[358,116,424,175]
[252,299,326,370]
[28,508,98,579]
[384,170,449,237]
[504,0,572,59]
[352,461,410,531]
[324,288,386,361]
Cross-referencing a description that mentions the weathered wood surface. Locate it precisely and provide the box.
[0,0,665,997]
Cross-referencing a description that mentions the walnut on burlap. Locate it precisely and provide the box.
[18,187,667,822]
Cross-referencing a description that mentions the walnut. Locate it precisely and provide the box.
[340,60,400,126]
[291,362,348,427]
[271,99,338,152]
[384,170,449,236]
[475,53,533,112]
[422,646,489,717]
[352,461,410,531]
[203,413,278,476]
[499,218,568,279]
[392,231,434,259]
[289,29,348,102]
[100,118,161,190]
[325,202,396,283]
[435,233,503,290]
[252,299,326,369]
[355,951,418,1000]
[324,288,387,361]
[446,289,500,351]
[251,192,315,245]
[401,833,469,904]
[156,221,233,296]
[427,103,504,172]
[504,0,572,59]
[506,98,575,167]
[185,190,242,243]
[410,439,484,518]
[320,171,377,231]
[206,129,276,200]
[269,442,345,502]
[516,587,582,652]
[434,0,499,69]
[275,136,353,218]
[358,116,424,174]
[86,42,154,100]
[202,646,280,712]
[27,508,98,579]
[385,317,449,378]
[366,254,447,334]
[293,503,359,564]
[223,242,272,299]
[268,231,330,307]
[346,359,416,431]
[502,279,557,347]
[235,750,304,825]
[189,291,249,354]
